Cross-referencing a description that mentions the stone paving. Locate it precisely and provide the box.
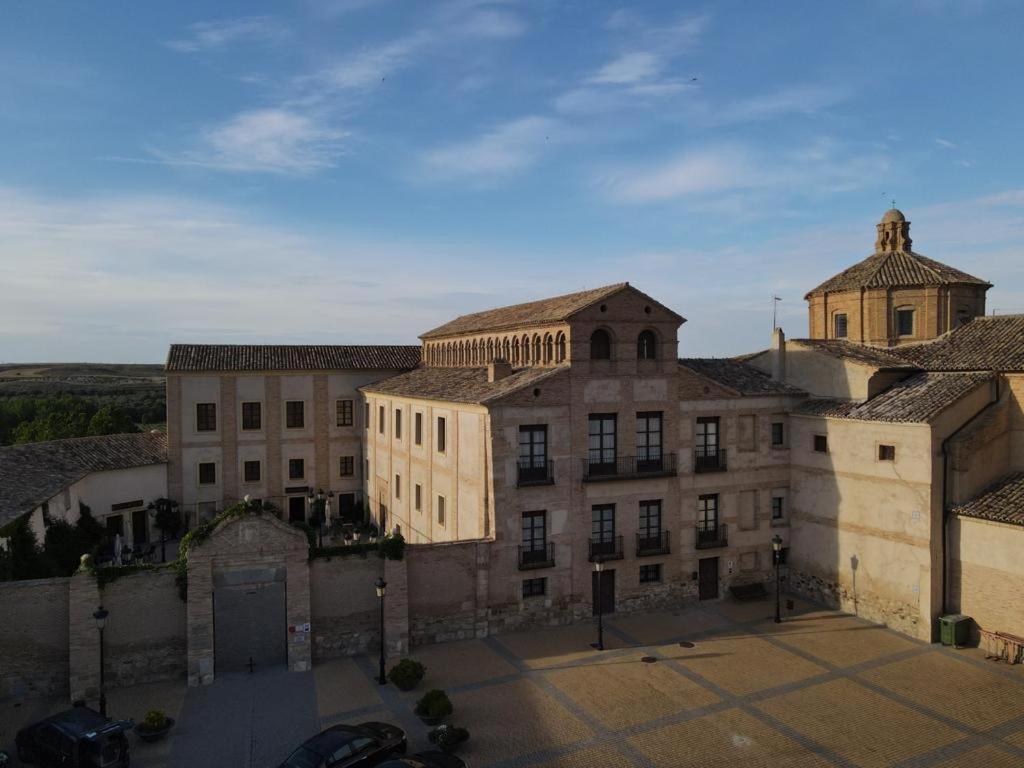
[3,596,1024,767]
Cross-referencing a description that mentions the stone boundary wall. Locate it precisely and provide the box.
[789,568,921,638]
[0,577,69,699]
[310,555,382,658]
[406,540,482,645]
[950,515,1024,639]
[101,569,186,688]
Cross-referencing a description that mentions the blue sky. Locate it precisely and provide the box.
[2,0,1024,362]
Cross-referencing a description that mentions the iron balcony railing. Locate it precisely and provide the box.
[581,453,677,482]
[518,541,555,570]
[588,535,624,562]
[636,530,671,557]
[696,521,728,549]
[517,458,554,487]
[694,446,727,473]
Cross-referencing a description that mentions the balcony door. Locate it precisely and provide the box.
[591,504,616,556]
[696,417,720,470]
[519,425,548,482]
[698,494,719,545]
[521,511,547,565]
[588,414,617,476]
[639,500,662,550]
[636,412,663,472]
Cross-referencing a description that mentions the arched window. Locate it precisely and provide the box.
[512,337,520,365]
[502,337,511,362]
[556,333,567,362]
[956,307,972,327]
[487,338,495,363]
[522,335,531,364]
[544,334,554,364]
[532,335,542,364]
[637,330,657,360]
[590,329,612,360]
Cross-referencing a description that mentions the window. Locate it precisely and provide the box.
[522,511,547,552]
[241,402,262,431]
[289,458,305,480]
[772,496,784,519]
[415,484,422,511]
[365,402,370,430]
[336,399,353,427]
[698,494,718,528]
[879,444,896,461]
[814,434,828,453]
[285,401,305,429]
[771,421,785,447]
[636,412,663,466]
[394,408,402,439]
[196,403,217,432]
[637,330,657,360]
[379,405,385,434]
[588,414,617,470]
[198,462,216,485]
[415,412,423,445]
[519,425,548,479]
[957,307,972,327]
[437,417,447,452]
[339,456,354,477]
[639,500,662,539]
[590,329,611,360]
[696,417,719,451]
[834,313,848,339]
[395,474,401,500]
[639,564,662,584]
[522,577,546,598]
[591,504,616,553]
[896,308,915,337]
[437,496,446,525]
[243,460,261,483]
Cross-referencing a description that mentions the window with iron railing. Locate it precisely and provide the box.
[518,425,552,484]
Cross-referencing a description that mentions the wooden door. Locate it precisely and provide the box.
[591,569,616,615]
[698,557,719,600]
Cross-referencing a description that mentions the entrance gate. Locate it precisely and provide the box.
[213,567,287,673]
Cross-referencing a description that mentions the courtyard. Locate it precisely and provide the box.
[3,597,1024,767]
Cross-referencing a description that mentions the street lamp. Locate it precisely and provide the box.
[591,556,605,651]
[375,577,387,685]
[772,535,783,624]
[92,606,109,716]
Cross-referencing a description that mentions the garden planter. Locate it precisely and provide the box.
[135,717,175,743]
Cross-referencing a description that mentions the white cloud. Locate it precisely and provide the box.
[713,85,848,124]
[599,145,759,203]
[935,137,958,149]
[166,16,288,53]
[589,52,661,85]
[420,116,567,179]
[307,33,432,94]
[152,109,346,175]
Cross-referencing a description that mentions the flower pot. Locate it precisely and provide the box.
[418,714,445,726]
[135,717,175,743]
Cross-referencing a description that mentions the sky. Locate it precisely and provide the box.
[2,0,1024,363]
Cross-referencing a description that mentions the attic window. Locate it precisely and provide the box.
[834,313,848,339]
[896,308,915,337]
[878,444,896,461]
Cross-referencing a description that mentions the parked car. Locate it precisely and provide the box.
[279,723,407,768]
[377,753,468,768]
[16,707,130,767]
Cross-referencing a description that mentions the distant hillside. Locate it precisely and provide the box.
[0,363,165,397]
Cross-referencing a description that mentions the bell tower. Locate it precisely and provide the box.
[874,208,912,253]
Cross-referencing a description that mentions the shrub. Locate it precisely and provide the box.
[387,658,425,691]
[415,689,453,720]
[378,532,405,561]
[428,725,469,751]
[142,709,167,730]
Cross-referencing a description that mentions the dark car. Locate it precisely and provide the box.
[279,722,407,768]
[377,753,468,768]
[16,707,130,768]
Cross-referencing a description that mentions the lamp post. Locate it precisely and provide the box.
[591,556,605,651]
[93,606,108,716]
[772,535,783,624]
[375,577,387,685]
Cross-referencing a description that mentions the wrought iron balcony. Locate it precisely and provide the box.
[517,458,554,487]
[588,535,624,562]
[694,446,727,473]
[518,542,555,570]
[695,521,728,549]
[636,530,671,557]
[581,453,677,482]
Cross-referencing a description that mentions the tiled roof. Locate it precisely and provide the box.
[789,339,918,369]
[952,473,1024,526]
[360,365,564,405]
[0,432,168,526]
[889,315,1024,372]
[420,283,661,339]
[678,358,806,397]
[166,344,422,372]
[805,250,990,298]
[793,372,993,423]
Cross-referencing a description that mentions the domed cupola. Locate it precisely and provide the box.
[875,208,912,253]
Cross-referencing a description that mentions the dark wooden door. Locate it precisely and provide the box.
[698,557,719,600]
[338,493,357,522]
[591,569,615,615]
[132,509,148,544]
[288,496,306,523]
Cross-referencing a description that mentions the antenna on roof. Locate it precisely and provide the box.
[772,295,782,331]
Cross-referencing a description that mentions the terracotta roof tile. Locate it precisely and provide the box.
[166,344,421,372]
[793,372,992,423]
[360,365,564,405]
[889,315,1024,372]
[952,472,1024,526]
[678,358,806,396]
[789,339,918,369]
[0,432,168,526]
[805,250,990,298]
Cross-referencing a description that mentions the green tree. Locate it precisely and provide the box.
[88,405,139,435]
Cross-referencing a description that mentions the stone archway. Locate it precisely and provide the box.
[186,513,311,686]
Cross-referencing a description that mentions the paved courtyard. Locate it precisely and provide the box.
[3,597,1024,767]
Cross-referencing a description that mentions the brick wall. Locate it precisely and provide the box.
[0,578,69,699]
[309,555,382,658]
[950,515,1024,639]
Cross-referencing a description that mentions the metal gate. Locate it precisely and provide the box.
[213,567,287,674]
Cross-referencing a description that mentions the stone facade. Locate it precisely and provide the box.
[0,577,70,699]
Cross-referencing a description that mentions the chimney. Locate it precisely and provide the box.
[488,358,513,382]
[771,327,786,381]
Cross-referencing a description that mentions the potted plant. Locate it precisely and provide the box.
[135,709,175,743]
[428,725,469,753]
[414,689,453,725]
[387,658,426,691]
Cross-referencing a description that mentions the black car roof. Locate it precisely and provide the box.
[42,709,111,737]
[304,725,365,755]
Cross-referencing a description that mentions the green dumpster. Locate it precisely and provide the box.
[939,614,971,647]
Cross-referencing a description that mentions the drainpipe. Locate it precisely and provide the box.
[940,374,999,616]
